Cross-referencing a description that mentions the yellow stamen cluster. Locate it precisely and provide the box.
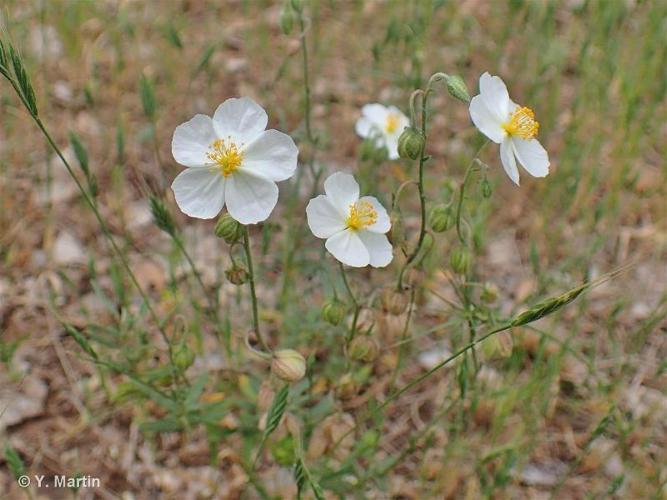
[503,106,539,140]
[207,139,243,177]
[346,201,378,231]
[385,113,400,134]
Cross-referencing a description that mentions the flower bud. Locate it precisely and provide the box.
[380,288,409,315]
[173,342,195,371]
[481,178,492,198]
[481,282,498,303]
[429,204,454,233]
[225,265,249,285]
[290,0,303,12]
[215,214,243,244]
[403,268,424,288]
[397,126,425,160]
[335,373,359,400]
[445,75,470,103]
[347,336,379,363]
[321,299,346,326]
[279,5,294,35]
[271,349,306,383]
[449,246,472,274]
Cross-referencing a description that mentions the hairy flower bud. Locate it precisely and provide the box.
[380,288,409,315]
[215,214,243,244]
[481,178,492,198]
[348,336,379,363]
[397,126,425,160]
[173,343,195,371]
[450,246,472,274]
[321,299,346,326]
[429,204,454,233]
[225,265,249,285]
[271,349,306,383]
[445,75,471,103]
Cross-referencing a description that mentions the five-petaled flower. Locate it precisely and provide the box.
[355,104,409,160]
[171,97,298,224]
[469,72,550,185]
[306,172,393,268]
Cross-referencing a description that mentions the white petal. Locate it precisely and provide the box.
[225,171,278,224]
[355,116,374,139]
[361,103,389,125]
[171,168,225,219]
[325,229,369,267]
[241,129,298,181]
[511,138,550,178]
[306,195,346,239]
[469,95,505,144]
[323,172,360,216]
[479,72,511,121]
[385,134,401,160]
[359,196,391,234]
[212,97,268,145]
[500,137,520,186]
[358,231,393,268]
[172,114,217,167]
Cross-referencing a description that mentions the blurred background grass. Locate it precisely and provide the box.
[1,0,665,498]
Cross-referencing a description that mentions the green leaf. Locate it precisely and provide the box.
[263,385,289,440]
[184,374,208,410]
[68,131,89,176]
[139,73,156,120]
[64,324,98,359]
[4,446,25,480]
[140,416,183,433]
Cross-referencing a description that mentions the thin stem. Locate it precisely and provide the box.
[242,227,271,353]
[298,14,314,144]
[455,141,488,244]
[339,262,360,341]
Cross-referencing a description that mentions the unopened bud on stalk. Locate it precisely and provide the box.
[450,246,472,274]
[348,336,379,362]
[380,288,409,315]
[322,299,346,326]
[225,265,249,285]
[397,126,425,160]
[173,342,195,371]
[429,204,454,232]
[336,373,359,400]
[481,282,499,303]
[215,214,243,244]
[271,349,306,383]
[290,0,304,12]
[445,75,470,103]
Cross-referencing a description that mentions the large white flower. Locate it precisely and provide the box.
[171,97,298,224]
[355,103,409,160]
[306,172,393,268]
[469,72,550,185]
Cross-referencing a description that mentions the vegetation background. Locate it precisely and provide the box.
[0,0,665,498]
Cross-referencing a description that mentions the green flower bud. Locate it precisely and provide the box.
[397,126,425,160]
[446,75,471,103]
[450,246,472,274]
[321,299,346,326]
[225,265,249,285]
[271,349,306,382]
[429,204,454,232]
[348,336,379,362]
[173,343,195,371]
[215,214,243,244]
[481,282,499,303]
[481,178,492,198]
[279,5,294,35]
[290,0,304,12]
[335,373,359,400]
[380,288,409,315]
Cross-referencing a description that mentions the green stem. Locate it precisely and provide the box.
[455,141,488,244]
[339,262,360,341]
[242,227,271,353]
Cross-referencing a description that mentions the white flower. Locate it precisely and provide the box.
[355,104,409,160]
[171,97,298,224]
[306,172,393,268]
[469,72,550,185]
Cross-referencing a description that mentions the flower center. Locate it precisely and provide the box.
[385,113,400,134]
[346,201,378,231]
[502,106,539,140]
[207,139,244,177]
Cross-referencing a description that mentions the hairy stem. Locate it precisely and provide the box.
[243,227,271,353]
